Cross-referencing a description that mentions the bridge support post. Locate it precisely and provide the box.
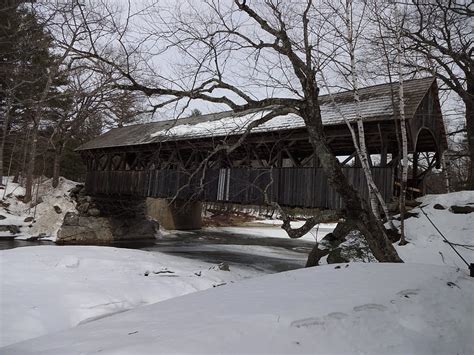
[146,198,202,230]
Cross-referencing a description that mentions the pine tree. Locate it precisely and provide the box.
[0,1,65,199]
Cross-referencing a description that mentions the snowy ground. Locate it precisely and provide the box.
[393,191,474,268]
[3,263,473,355]
[0,246,264,347]
[1,190,473,353]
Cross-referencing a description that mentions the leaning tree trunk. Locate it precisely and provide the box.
[302,106,402,263]
[465,80,474,190]
[345,0,391,225]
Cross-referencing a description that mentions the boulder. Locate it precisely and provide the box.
[0,225,21,234]
[69,185,84,196]
[63,212,79,226]
[433,204,446,210]
[53,205,62,214]
[57,217,113,245]
[57,215,158,245]
[23,217,34,223]
[217,262,230,271]
[88,208,101,217]
[76,202,90,214]
[450,205,474,214]
[327,248,349,264]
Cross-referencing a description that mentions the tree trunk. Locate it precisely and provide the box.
[441,151,451,193]
[396,21,409,245]
[306,243,329,267]
[24,122,38,203]
[465,80,474,190]
[302,107,402,263]
[0,97,12,185]
[13,125,30,184]
[52,143,65,188]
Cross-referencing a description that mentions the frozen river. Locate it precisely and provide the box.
[0,224,335,273]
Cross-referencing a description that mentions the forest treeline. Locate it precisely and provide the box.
[0,0,145,200]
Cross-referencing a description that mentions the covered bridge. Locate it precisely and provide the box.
[78,77,446,212]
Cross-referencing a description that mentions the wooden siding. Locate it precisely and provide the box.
[85,167,393,210]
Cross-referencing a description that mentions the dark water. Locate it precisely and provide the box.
[0,237,55,250]
[0,229,315,273]
[143,229,314,273]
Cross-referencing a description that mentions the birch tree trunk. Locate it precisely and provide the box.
[441,151,451,193]
[395,6,409,245]
[345,0,395,228]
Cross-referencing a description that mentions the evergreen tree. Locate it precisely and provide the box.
[0,1,66,199]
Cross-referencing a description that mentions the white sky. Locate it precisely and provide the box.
[40,0,467,138]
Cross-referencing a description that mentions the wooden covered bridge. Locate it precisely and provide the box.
[77,77,446,227]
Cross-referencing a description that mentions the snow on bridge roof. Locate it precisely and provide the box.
[77,77,435,151]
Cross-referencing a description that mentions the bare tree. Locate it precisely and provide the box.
[319,0,397,230]
[48,64,115,187]
[71,0,402,262]
[394,1,473,189]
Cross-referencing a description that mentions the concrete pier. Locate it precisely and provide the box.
[146,198,202,230]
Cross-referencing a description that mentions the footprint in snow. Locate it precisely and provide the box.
[325,312,349,320]
[290,317,324,328]
[57,256,80,268]
[396,289,420,298]
[353,304,387,312]
[291,312,348,328]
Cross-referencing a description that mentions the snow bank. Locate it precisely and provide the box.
[394,191,474,267]
[3,263,473,354]
[212,221,337,243]
[0,246,263,347]
[0,177,77,241]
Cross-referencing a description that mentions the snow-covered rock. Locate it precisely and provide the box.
[0,177,77,241]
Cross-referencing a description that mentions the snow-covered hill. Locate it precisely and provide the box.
[3,263,473,355]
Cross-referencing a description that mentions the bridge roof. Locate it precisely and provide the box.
[78,77,436,151]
